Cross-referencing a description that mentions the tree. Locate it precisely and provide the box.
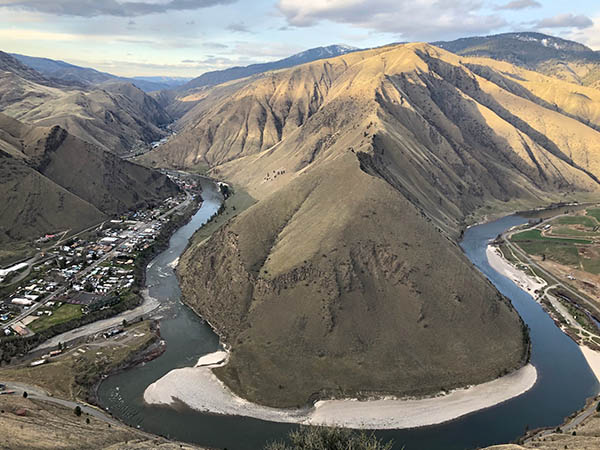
[22,391,27,399]
[74,405,82,417]
[122,319,128,328]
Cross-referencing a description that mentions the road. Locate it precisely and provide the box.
[503,217,600,320]
[35,290,160,352]
[2,192,193,332]
[504,216,600,442]
[1,381,120,425]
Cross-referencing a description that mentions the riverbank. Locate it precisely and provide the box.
[143,350,537,430]
[486,246,545,295]
[487,242,600,388]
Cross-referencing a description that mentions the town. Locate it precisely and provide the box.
[0,171,200,343]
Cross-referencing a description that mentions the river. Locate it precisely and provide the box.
[98,197,599,449]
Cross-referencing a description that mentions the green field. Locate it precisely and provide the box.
[555,215,598,228]
[518,241,581,266]
[582,257,600,275]
[511,229,590,267]
[511,229,591,244]
[586,208,600,222]
[30,304,83,333]
[550,226,599,238]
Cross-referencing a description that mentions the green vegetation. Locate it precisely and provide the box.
[0,320,157,403]
[587,208,600,222]
[552,290,598,334]
[188,186,256,248]
[582,257,600,275]
[510,228,592,267]
[555,215,598,228]
[499,243,519,264]
[265,427,393,450]
[519,241,580,266]
[550,226,599,238]
[511,229,590,244]
[30,304,83,333]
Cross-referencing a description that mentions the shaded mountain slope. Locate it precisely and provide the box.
[0,113,178,245]
[0,52,171,154]
[179,152,528,407]
[436,32,600,88]
[159,43,600,407]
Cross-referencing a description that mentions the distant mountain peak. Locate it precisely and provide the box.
[180,44,361,91]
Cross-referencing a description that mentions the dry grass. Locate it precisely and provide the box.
[0,395,200,449]
[0,321,156,401]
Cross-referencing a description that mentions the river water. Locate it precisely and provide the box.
[98,199,599,449]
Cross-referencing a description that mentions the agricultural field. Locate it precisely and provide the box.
[511,208,600,275]
[586,208,600,222]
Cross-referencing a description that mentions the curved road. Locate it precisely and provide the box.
[1,381,120,425]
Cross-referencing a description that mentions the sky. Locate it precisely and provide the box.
[0,0,599,78]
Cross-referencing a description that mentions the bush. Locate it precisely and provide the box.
[74,405,82,417]
[264,426,393,450]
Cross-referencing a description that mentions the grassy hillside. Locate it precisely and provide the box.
[0,51,171,155]
[0,113,178,249]
[159,44,600,407]
[180,154,528,407]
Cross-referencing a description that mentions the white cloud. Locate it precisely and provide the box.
[0,0,236,17]
[496,0,541,10]
[536,13,594,30]
[276,0,507,40]
[565,16,600,50]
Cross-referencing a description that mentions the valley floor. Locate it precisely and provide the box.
[488,225,600,387]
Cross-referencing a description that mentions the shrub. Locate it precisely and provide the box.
[264,426,393,450]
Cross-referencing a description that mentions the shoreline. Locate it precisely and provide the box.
[486,246,545,295]
[486,242,600,387]
[143,352,537,430]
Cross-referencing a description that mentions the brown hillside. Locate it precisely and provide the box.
[0,52,171,155]
[166,44,597,407]
[0,113,178,246]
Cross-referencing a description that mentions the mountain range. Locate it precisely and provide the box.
[10,53,190,92]
[0,51,172,155]
[3,31,600,411]
[180,44,358,92]
[146,41,600,407]
[435,32,600,88]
